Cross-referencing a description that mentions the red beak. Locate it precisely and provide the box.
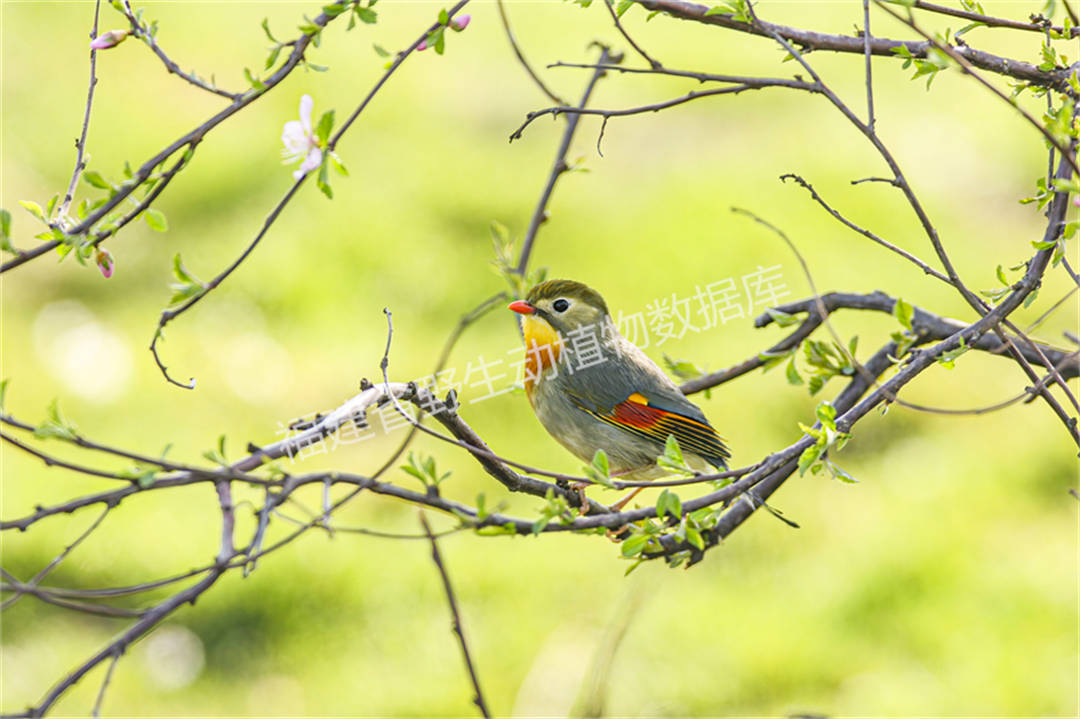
[508,300,536,315]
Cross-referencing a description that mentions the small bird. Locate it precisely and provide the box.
[508,279,730,507]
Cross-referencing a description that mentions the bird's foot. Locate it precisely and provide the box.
[607,486,643,513]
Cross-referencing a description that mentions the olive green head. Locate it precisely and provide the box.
[516,279,610,333]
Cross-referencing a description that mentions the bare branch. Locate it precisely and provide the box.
[495,0,566,105]
[780,173,949,283]
[55,0,102,225]
[419,514,492,718]
[630,0,1073,89]
[515,45,618,275]
[603,0,661,69]
[120,0,242,100]
[910,0,1077,37]
[510,76,822,143]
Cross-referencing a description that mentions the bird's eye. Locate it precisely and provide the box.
[552,298,570,313]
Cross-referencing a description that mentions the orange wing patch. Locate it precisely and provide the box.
[590,394,730,466]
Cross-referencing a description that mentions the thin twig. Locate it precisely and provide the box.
[911,0,1076,37]
[419,513,492,719]
[780,173,948,283]
[515,45,617,275]
[1,505,111,611]
[55,0,102,226]
[862,0,875,131]
[510,77,821,143]
[91,651,122,718]
[495,0,566,105]
[120,0,241,100]
[604,0,661,69]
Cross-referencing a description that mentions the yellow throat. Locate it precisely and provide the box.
[520,314,562,398]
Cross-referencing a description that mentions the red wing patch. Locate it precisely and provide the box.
[589,393,730,466]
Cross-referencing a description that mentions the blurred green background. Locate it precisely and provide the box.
[2,1,1077,716]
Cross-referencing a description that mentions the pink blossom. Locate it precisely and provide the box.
[417,38,429,51]
[95,249,115,279]
[450,14,471,31]
[90,30,129,50]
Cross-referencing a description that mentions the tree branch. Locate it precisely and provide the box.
[419,514,491,718]
[631,0,1073,89]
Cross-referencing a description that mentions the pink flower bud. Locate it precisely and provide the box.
[90,29,130,50]
[1073,196,1080,208]
[450,14,471,31]
[417,38,429,51]
[95,249,115,279]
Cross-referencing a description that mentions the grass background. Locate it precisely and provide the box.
[1,0,1077,716]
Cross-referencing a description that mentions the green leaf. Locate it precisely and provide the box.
[145,208,168,232]
[83,170,112,189]
[244,67,266,91]
[828,461,858,483]
[261,17,278,42]
[815,401,837,430]
[399,464,427,483]
[33,399,78,442]
[616,0,633,17]
[19,200,45,222]
[171,253,199,284]
[355,6,377,23]
[759,350,791,372]
[119,464,158,488]
[785,356,803,385]
[584,449,614,488]
[656,489,682,520]
[936,336,968,369]
[995,264,1008,285]
[373,43,390,57]
[893,297,914,331]
[265,44,282,70]
[202,434,228,466]
[663,355,707,382]
[797,444,822,475]
[764,307,801,327]
[316,162,333,199]
[685,525,705,550]
[620,533,650,558]
[704,0,750,21]
[328,151,349,176]
[0,379,8,413]
[0,209,10,239]
[438,7,450,25]
[315,109,335,145]
[664,434,684,464]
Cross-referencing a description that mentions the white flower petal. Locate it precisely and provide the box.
[298,147,323,175]
[298,94,314,136]
[281,120,308,162]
